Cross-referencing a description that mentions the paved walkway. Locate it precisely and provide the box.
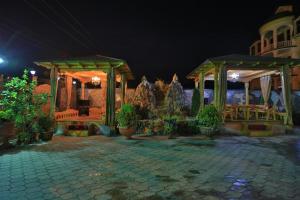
[0,135,299,200]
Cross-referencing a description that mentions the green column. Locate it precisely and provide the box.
[218,65,227,112]
[214,66,219,107]
[121,74,127,106]
[105,67,116,126]
[50,67,58,119]
[198,71,205,110]
[280,65,293,126]
[214,65,227,111]
[105,69,111,125]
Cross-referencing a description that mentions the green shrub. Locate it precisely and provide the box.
[0,70,48,144]
[187,120,200,134]
[116,104,137,128]
[197,105,222,129]
[163,115,178,135]
[37,115,55,132]
[191,88,200,116]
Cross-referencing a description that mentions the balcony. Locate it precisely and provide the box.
[262,43,274,53]
[277,40,295,48]
[261,40,296,54]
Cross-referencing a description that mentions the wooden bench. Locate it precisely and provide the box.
[55,109,79,121]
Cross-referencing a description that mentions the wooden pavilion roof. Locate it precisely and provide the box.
[186,54,300,79]
[34,55,134,80]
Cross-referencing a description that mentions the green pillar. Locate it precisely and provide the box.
[218,65,227,112]
[214,65,227,112]
[280,65,293,126]
[214,67,219,107]
[199,71,205,110]
[50,67,58,119]
[121,74,127,106]
[105,67,116,126]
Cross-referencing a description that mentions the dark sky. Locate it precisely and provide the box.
[0,0,299,88]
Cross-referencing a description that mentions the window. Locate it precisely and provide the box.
[257,42,261,52]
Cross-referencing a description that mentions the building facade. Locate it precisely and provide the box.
[249,5,300,90]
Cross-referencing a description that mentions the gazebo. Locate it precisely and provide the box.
[35,55,134,126]
[187,54,300,126]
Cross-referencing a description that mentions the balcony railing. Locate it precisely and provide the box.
[277,40,295,48]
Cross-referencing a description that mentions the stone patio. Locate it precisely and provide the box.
[0,135,299,200]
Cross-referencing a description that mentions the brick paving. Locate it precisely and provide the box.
[0,135,300,200]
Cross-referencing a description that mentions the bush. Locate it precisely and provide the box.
[191,88,200,116]
[37,115,55,132]
[197,105,222,129]
[0,70,48,144]
[117,104,137,128]
[163,115,178,135]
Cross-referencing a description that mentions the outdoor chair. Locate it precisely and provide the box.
[246,105,257,120]
[255,105,269,120]
[222,105,234,122]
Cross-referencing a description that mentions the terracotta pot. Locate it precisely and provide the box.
[200,126,218,137]
[0,122,15,146]
[41,130,54,141]
[118,127,135,139]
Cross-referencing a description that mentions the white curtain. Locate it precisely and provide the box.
[66,76,73,109]
[260,75,272,106]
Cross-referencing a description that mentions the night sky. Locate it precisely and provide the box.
[0,0,299,88]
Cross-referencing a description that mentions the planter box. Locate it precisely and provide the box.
[199,126,218,136]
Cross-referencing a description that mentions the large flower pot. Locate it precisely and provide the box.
[119,127,135,139]
[0,122,15,147]
[200,126,218,137]
[41,130,54,141]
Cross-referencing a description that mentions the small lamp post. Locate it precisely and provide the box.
[30,70,37,82]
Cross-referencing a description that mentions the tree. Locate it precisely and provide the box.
[0,70,48,144]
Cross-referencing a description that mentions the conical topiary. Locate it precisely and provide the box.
[165,74,185,115]
[154,79,168,106]
[133,76,156,111]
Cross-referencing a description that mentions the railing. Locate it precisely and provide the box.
[277,40,294,48]
[259,40,295,54]
[55,109,79,121]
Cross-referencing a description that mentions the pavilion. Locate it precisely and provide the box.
[35,55,134,127]
[187,54,300,126]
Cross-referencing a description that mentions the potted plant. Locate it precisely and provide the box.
[197,105,222,137]
[117,104,137,139]
[38,115,55,141]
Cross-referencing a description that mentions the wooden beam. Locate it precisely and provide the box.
[121,74,127,106]
[242,70,278,82]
